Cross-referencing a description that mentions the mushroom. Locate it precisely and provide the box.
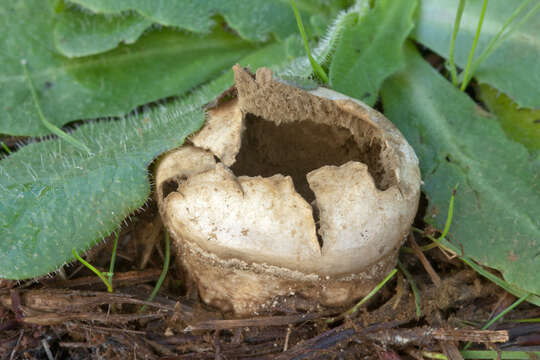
[155,66,421,315]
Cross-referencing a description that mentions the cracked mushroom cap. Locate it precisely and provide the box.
[156,66,421,315]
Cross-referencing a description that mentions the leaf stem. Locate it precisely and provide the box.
[460,0,487,91]
[482,292,530,329]
[463,0,535,90]
[423,352,447,360]
[448,0,466,87]
[140,231,170,312]
[107,231,119,287]
[514,1,540,29]
[0,141,11,154]
[346,268,398,315]
[440,184,458,241]
[289,0,328,83]
[463,292,530,350]
[21,60,90,153]
[402,241,440,254]
[397,261,422,318]
[72,248,113,292]
[327,268,397,323]
[508,317,540,323]
[424,350,540,359]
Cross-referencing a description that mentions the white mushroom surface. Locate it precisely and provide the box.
[156,66,421,315]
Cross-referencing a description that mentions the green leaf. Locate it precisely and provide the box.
[69,0,323,42]
[330,0,417,106]
[0,99,203,279]
[283,5,359,79]
[54,6,152,58]
[476,84,540,154]
[0,0,255,136]
[0,40,295,280]
[413,0,540,109]
[381,44,540,296]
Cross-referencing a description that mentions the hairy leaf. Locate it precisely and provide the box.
[54,0,346,58]
[477,84,540,153]
[283,5,358,79]
[413,0,540,109]
[0,0,255,136]
[330,0,417,106]
[54,5,152,57]
[381,44,540,295]
[0,40,295,280]
[69,0,324,42]
[0,99,203,279]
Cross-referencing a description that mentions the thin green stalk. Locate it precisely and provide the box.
[21,60,90,153]
[419,242,439,252]
[140,231,170,312]
[72,248,113,293]
[462,350,540,359]
[440,185,458,241]
[456,319,481,327]
[423,352,447,360]
[463,292,530,350]
[460,0,487,91]
[107,231,119,287]
[464,0,534,90]
[508,317,540,323]
[401,241,439,254]
[0,141,11,154]
[514,1,540,30]
[424,350,540,359]
[397,261,422,318]
[448,0,466,86]
[289,0,328,83]
[481,293,530,329]
[406,186,456,252]
[327,268,397,323]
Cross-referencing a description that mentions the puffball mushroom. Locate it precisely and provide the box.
[156,66,421,315]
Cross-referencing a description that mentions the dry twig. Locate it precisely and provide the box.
[409,233,441,287]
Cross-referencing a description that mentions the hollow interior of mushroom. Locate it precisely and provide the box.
[230,114,389,202]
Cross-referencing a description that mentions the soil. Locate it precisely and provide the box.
[1,199,539,359]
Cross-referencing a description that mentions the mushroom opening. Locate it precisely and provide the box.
[230,113,390,204]
[161,179,179,199]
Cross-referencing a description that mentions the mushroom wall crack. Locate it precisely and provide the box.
[230,113,383,248]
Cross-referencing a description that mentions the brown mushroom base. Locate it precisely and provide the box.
[175,236,399,316]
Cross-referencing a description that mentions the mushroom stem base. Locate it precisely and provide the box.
[175,236,399,316]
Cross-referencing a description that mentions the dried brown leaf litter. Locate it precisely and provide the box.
[156,66,421,315]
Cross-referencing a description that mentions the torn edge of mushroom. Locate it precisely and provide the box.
[155,65,421,313]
